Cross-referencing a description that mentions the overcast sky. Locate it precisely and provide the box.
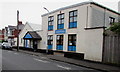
[0,0,120,29]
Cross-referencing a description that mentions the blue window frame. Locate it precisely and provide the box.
[68,34,76,51]
[69,10,77,28]
[48,35,53,49]
[57,13,64,29]
[48,16,54,31]
[56,35,63,50]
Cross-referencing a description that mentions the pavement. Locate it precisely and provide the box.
[12,48,120,72]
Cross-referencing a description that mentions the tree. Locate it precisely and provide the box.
[109,22,120,34]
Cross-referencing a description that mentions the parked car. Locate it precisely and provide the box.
[2,42,12,50]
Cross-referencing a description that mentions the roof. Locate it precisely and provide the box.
[17,24,25,30]
[8,25,16,30]
[23,31,42,40]
[8,23,24,30]
[26,22,42,31]
[42,1,120,17]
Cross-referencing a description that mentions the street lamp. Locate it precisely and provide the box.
[43,7,49,54]
[17,10,19,51]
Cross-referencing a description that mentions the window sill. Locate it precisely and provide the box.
[67,51,76,52]
[57,29,64,30]
[68,27,77,29]
[84,26,106,30]
[48,30,53,31]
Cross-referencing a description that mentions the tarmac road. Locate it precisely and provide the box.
[1,49,101,71]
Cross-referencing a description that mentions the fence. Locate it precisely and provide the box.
[103,35,120,64]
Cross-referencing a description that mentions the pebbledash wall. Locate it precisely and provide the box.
[41,2,120,62]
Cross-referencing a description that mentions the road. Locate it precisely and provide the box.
[1,49,101,71]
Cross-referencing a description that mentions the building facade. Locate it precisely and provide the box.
[6,21,24,46]
[18,22,42,50]
[41,2,120,61]
[0,29,4,42]
[3,27,8,42]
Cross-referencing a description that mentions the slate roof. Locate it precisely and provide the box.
[26,22,42,31]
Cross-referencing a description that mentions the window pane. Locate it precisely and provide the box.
[74,17,77,22]
[51,17,54,20]
[48,22,51,25]
[58,20,61,24]
[51,36,53,40]
[62,19,64,24]
[70,12,73,16]
[70,17,73,22]
[61,14,64,18]
[74,11,77,16]
[58,15,61,19]
[57,35,60,40]
[51,21,53,25]
[48,17,51,21]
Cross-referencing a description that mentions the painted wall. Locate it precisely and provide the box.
[37,31,46,50]
[18,23,33,47]
[91,4,119,28]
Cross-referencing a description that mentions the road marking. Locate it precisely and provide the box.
[41,57,47,59]
[8,51,12,52]
[33,58,49,63]
[14,53,18,55]
[56,64,71,70]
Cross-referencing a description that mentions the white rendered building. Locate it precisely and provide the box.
[41,1,120,61]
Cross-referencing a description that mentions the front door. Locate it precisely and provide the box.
[33,40,38,50]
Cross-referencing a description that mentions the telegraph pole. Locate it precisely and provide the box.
[43,7,49,54]
[17,10,19,51]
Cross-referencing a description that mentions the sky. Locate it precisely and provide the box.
[0,0,120,30]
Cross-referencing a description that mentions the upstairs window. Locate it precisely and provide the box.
[69,10,77,28]
[48,16,54,31]
[109,17,115,25]
[57,14,64,29]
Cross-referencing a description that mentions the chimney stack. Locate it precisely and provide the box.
[18,21,22,25]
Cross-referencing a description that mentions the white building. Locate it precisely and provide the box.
[18,22,43,51]
[41,1,120,61]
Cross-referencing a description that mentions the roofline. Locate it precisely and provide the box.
[91,2,120,15]
[41,1,120,17]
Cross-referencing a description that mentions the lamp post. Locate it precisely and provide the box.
[17,10,19,51]
[43,7,49,54]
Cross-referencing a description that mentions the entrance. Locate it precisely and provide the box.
[33,40,38,51]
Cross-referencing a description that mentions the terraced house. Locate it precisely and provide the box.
[41,1,120,62]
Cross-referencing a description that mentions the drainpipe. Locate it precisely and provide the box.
[102,8,106,62]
